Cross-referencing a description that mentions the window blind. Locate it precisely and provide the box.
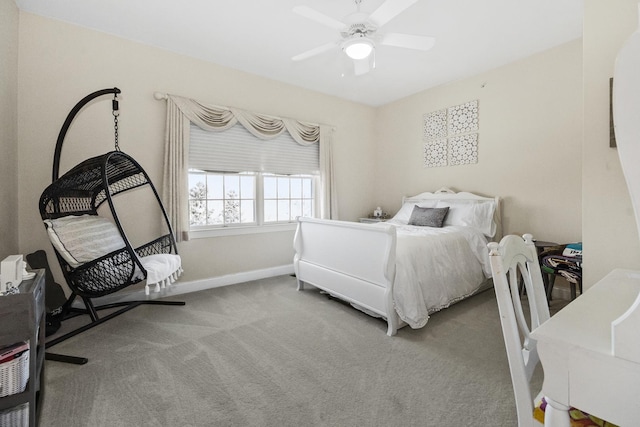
[189,123,320,175]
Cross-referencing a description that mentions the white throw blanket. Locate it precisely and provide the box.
[139,253,183,295]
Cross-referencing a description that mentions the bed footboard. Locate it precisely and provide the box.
[293,217,400,336]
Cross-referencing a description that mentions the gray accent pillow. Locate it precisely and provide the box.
[408,206,450,227]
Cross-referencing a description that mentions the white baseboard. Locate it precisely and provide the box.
[75,264,295,308]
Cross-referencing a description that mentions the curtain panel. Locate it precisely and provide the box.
[158,94,337,241]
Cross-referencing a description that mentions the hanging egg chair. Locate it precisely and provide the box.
[38,87,184,349]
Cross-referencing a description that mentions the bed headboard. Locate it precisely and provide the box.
[400,187,502,241]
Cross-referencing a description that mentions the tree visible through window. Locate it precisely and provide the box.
[188,171,255,226]
[188,170,314,227]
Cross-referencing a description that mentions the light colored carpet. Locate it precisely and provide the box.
[39,275,556,427]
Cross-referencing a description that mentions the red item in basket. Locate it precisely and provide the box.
[0,342,29,364]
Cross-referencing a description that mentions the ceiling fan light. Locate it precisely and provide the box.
[343,38,374,60]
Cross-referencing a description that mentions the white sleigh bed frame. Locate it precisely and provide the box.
[293,188,501,336]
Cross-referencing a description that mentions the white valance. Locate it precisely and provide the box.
[156,93,337,241]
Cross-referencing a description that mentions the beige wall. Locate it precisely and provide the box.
[583,0,640,287]
[374,40,583,245]
[0,0,19,259]
[14,4,640,291]
[16,13,376,284]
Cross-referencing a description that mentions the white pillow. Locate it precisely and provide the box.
[436,200,496,237]
[392,200,439,224]
[44,215,127,268]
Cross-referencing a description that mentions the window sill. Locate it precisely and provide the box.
[189,223,297,239]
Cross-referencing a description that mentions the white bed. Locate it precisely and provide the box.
[293,188,501,336]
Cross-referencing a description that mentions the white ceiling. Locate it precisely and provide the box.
[15,0,584,107]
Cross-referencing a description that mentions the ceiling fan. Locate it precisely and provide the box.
[292,0,435,76]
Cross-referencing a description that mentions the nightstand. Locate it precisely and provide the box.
[359,218,387,223]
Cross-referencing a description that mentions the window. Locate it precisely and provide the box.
[263,174,314,222]
[189,172,256,226]
[188,123,319,235]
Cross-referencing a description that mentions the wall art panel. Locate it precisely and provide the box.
[422,99,479,167]
[423,109,448,140]
[449,133,478,165]
[448,100,479,135]
[423,139,448,168]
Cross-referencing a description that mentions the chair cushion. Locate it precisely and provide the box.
[534,397,618,427]
[44,215,126,268]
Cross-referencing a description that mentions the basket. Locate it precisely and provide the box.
[0,350,29,398]
[0,403,28,427]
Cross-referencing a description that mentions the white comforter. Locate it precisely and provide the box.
[381,220,492,329]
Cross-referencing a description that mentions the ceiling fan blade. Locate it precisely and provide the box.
[292,6,345,30]
[369,0,418,27]
[381,33,436,51]
[292,42,337,62]
[353,58,371,76]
